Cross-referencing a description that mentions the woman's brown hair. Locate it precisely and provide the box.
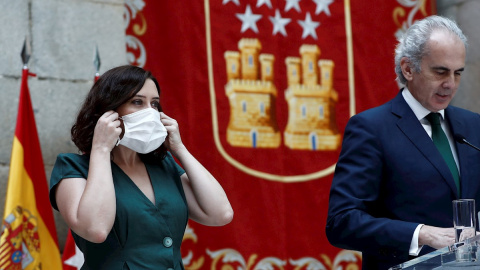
[71,65,167,162]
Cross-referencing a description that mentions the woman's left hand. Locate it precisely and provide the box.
[160,113,233,226]
[160,112,185,153]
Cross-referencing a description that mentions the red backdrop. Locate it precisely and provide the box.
[125,0,435,269]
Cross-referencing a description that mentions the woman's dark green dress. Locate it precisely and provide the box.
[49,152,188,270]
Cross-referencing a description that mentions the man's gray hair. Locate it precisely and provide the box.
[394,15,468,85]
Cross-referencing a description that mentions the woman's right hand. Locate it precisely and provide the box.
[91,110,122,152]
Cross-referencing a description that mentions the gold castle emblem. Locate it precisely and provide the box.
[224,38,340,150]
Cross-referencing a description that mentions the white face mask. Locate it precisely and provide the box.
[116,108,167,154]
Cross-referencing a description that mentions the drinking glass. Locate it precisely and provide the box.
[453,199,476,262]
[453,199,476,243]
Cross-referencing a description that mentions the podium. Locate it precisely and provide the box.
[390,234,480,269]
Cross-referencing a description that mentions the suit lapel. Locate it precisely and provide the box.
[391,92,458,197]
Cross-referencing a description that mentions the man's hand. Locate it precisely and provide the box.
[419,225,455,249]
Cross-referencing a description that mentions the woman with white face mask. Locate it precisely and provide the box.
[49,65,233,270]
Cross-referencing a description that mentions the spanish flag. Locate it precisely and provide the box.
[0,67,62,269]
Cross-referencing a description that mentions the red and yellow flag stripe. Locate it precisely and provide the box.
[0,68,61,269]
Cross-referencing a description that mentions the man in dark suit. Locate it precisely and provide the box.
[326,15,480,269]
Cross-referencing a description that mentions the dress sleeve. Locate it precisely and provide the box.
[164,151,186,177]
[49,153,89,211]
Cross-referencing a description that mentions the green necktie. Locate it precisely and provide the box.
[426,113,460,196]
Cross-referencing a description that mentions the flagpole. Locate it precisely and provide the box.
[21,35,31,68]
[93,44,101,82]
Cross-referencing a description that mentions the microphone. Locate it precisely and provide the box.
[454,134,480,152]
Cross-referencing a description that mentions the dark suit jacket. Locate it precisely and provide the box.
[326,91,480,269]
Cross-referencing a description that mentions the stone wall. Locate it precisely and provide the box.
[0,0,126,250]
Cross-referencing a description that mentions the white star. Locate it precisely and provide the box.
[312,0,334,16]
[285,0,301,12]
[257,0,273,8]
[298,12,320,39]
[223,0,240,5]
[269,9,291,36]
[236,5,262,33]
[64,244,84,269]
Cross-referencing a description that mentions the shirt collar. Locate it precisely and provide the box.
[402,87,445,121]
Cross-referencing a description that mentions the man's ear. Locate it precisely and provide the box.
[400,57,414,81]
